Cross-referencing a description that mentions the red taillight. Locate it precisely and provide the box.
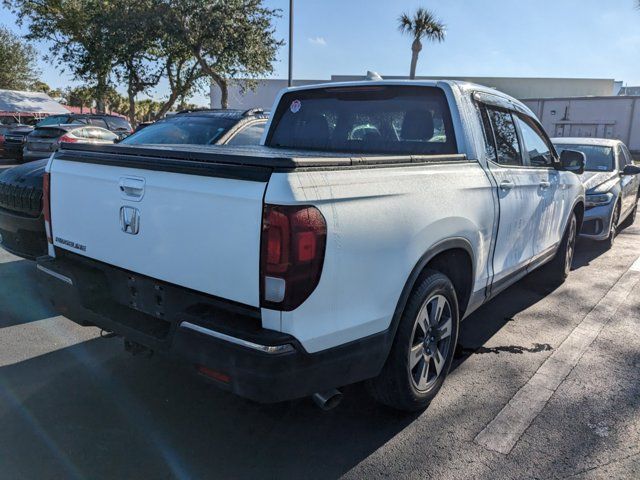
[43,172,53,244]
[59,134,78,143]
[260,204,327,311]
[0,134,5,143]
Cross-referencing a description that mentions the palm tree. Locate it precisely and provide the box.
[398,7,446,79]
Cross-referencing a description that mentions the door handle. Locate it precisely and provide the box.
[499,180,514,191]
[539,180,551,189]
[119,177,145,201]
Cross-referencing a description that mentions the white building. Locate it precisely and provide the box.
[210,75,639,156]
[210,75,620,110]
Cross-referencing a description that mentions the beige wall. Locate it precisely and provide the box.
[331,76,616,99]
[212,76,617,111]
[523,96,640,154]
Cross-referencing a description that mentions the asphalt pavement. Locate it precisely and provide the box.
[0,207,638,479]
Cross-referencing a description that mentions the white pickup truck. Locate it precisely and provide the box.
[37,81,585,411]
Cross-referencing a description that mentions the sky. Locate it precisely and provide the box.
[1,0,640,106]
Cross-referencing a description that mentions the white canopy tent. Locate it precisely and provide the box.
[0,89,70,118]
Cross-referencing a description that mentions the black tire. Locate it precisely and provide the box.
[366,270,460,412]
[544,212,577,284]
[604,202,621,249]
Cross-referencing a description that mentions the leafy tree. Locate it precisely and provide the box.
[63,85,95,112]
[30,80,51,94]
[164,0,282,108]
[0,26,39,90]
[398,7,446,79]
[109,0,164,126]
[6,0,120,111]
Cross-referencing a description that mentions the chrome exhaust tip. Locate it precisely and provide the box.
[312,389,343,411]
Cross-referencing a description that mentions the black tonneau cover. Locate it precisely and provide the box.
[55,143,468,181]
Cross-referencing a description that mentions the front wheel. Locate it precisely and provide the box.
[366,270,459,412]
[544,212,577,285]
[605,202,621,249]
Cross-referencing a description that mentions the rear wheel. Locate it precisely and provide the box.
[366,270,459,412]
[544,213,577,285]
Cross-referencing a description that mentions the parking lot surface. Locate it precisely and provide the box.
[0,199,638,479]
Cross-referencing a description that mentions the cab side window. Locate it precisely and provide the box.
[514,115,554,168]
[486,107,522,166]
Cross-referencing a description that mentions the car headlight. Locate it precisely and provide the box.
[586,192,613,207]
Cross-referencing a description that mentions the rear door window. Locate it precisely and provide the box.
[226,121,266,146]
[88,117,109,129]
[485,108,522,166]
[105,116,132,132]
[267,86,457,155]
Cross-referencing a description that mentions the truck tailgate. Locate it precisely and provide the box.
[49,158,270,307]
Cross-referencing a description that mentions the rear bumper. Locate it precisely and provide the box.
[36,252,389,403]
[0,209,46,260]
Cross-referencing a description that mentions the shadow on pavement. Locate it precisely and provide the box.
[0,338,418,479]
[0,259,55,328]
[0,221,628,479]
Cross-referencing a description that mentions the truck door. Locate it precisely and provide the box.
[480,105,545,290]
[513,113,564,257]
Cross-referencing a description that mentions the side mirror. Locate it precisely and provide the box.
[558,149,585,175]
[622,164,640,176]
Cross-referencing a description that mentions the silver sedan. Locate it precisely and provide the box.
[552,137,640,247]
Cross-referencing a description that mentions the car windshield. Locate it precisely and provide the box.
[267,85,457,155]
[555,144,614,172]
[120,115,236,145]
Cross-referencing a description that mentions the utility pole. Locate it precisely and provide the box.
[288,0,293,87]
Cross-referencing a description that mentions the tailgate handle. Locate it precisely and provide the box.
[119,177,145,201]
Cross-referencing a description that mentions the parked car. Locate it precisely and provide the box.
[0,123,29,159]
[23,124,118,162]
[553,138,640,247]
[0,108,270,261]
[36,81,585,411]
[0,160,47,259]
[119,108,269,147]
[2,125,35,162]
[1,114,132,162]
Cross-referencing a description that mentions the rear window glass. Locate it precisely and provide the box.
[30,128,65,139]
[105,117,132,131]
[555,144,614,172]
[267,86,457,155]
[121,115,236,146]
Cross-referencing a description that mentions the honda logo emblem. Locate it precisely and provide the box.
[120,206,140,235]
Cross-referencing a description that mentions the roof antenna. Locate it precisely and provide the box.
[366,71,383,81]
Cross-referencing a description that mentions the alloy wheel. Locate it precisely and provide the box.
[564,217,576,275]
[408,294,453,391]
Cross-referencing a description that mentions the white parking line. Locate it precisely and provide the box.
[474,256,640,455]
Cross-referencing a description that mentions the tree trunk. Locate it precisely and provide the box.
[154,90,180,120]
[409,38,422,80]
[96,74,107,112]
[216,78,229,109]
[127,79,137,128]
[194,53,228,108]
